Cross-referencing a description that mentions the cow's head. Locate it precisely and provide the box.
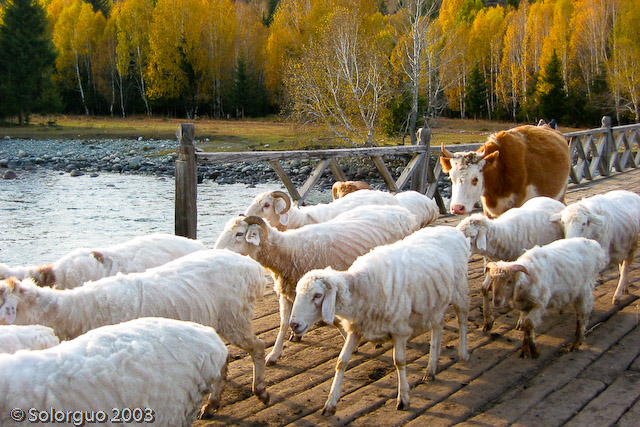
[440,143,499,215]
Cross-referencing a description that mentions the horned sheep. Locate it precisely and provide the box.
[486,237,606,358]
[0,249,270,414]
[0,318,228,425]
[243,189,438,231]
[0,233,206,289]
[331,180,372,199]
[455,197,566,330]
[215,205,420,364]
[0,325,59,354]
[289,226,470,415]
[550,190,640,304]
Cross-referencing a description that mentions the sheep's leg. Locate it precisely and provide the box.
[521,317,540,359]
[481,274,494,332]
[199,358,229,419]
[613,243,636,304]
[323,332,360,416]
[452,300,470,362]
[424,320,444,381]
[569,293,592,352]
[266,294,293,365]
[392,335,411,410]
[237,334,270,404]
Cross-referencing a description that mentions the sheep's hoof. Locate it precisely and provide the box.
[396,398,409,410]
[612,296,621,305]
[198,402,219,419]
[289,332,302,342]
[265,352,279,366]
[482,321,494,333]
[321,402,336,416]
[256,389,270,405]
[422,372,435,382]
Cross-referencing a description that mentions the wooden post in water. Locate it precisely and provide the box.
[175,123,197,239]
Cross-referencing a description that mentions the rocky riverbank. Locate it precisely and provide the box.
[0,137,449,195]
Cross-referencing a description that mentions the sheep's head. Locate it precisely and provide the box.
[550,204,605,240]
[243,191,292,231]
[486,262,529,308]
[0,277,21,324]
[456,214,490,254]
[214,215,269,258]
[290,268,344,336]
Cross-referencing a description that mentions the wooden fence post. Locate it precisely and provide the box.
[175,123,197,239]
[410,126,430,193]
[601,116,613,177]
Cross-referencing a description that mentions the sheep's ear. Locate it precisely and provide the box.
[278,212,289,226]
[549,212,562,223]
[321,285,337,324]
[274,198,288,215]
[590,213,605,227]
[0,295,17,324]
[245,225,262,245]
[476,229,487,252]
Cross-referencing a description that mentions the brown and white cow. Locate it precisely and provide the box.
[440,125,570,218]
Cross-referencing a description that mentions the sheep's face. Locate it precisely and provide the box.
[0,278,19,324]
[487,263,528,309]
[457,216,488,253]
[214,217,263,257]
[244,192,289,231]
[290,273,333,336]
[551,205,604,240]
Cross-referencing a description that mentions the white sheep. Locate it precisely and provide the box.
[456,197,566,331]
[550,190,640,304]
[244,189,438,231]
[215,205,420,364]
[0,325,59,354]
[0,317,228,425]
[0,249,270,413]
[486,237,606,358]
[289,226,470,415]
[0,233,206,289]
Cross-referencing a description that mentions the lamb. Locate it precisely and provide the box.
[550,190,640,304]
[456,197,566,330]
[0,233,206,289]
[0,317,228,425]
[331,180,372,199]
[0,325,59,354]
[215,205,420,364]
[244,189,438,231]
[486,237,606,358]
[289,226,470,415]
[0,249,270,413]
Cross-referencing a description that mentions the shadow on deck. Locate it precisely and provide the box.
[195,168,640,427]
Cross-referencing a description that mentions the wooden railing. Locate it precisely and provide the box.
[175,118,640,238]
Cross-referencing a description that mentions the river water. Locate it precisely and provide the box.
[0,168,286,266]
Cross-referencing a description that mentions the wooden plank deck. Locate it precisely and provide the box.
[194,168,640,427]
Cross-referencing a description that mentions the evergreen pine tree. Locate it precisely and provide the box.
[229,57,269,118]
[0,0,57,124]
[538,50,567,123]
[465,64,488,119]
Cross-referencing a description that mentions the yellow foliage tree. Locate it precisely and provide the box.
[540,0,574,89]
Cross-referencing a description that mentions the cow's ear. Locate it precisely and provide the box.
[440,156,452,172]
[483,151,499,165]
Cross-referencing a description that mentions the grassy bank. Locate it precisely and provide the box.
[0,115,577,152]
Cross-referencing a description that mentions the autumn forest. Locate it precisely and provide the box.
[0,0,638,146]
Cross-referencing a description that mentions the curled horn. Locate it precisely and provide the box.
[440,142,454,159]
[510,264,529,276]
[243,215,269,238]
[270,191,291,214]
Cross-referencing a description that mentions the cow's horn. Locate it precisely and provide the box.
[271,191,291,214]
[440,143,454,158]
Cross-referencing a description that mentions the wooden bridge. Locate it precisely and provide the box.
[192,168,640,426]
